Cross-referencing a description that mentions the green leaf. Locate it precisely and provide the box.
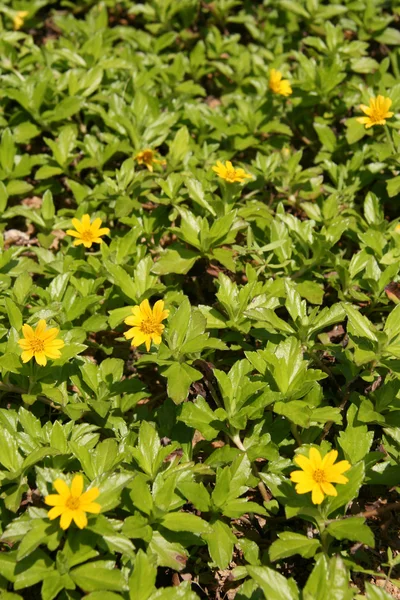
[159,512,212,534]
[128,550,156,600]
[178,396,226,440]
[164,362,202,404]
[149,532,188,571]
[5,299,22,331]
[151,247,198,275]
[303,555,353,600]
[326,517,374,547]
[269,532,321,561]
[71,561,127,593]
[247,565,299,600]
[365,582,395,600]
[203,520,236,570]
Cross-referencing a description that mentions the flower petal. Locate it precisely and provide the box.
[60,510,74,530]
[80,487,100,504]
[70,474,84,497]
[308,447,323,470]
[294,454,314,474]
[34,352,47,366]
[53,479,70,498]
[82,502,101,514]
[21,350,34,363]
[73,510,88,529]
[48,506,65,520]
[320,482,337,497]
[71,218,84,232]
[22,324,34,339]
[45,494,65,507]
[311,484,325,505]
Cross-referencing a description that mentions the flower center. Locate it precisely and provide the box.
[313,469,326,483]
[142,151,153,163]
[225,169,237,182]
[80,229,94,242]
[31,337,45,353]
[140,317,161,335]
[66,496,80,510]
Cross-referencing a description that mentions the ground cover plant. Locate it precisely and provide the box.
[0,0,400,598]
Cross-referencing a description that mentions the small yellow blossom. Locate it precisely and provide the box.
[290,448,351,505]
[124,299,169,352]
[66,214,109,248]
[212,160,252,183]
[134,148,166,172]
[18,320,65,366]
[13,10,29,30]
[45,474,101,530]
[269,69,292,97]
[395,224,400,232]
[357,95,394,129]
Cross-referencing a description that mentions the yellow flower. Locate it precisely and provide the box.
[395,224,400,232]
[269,69,292,97]
[13,10,29,30]
[357,95,394,129]
[134,148,166,172]
[18,319,65,366]
[45,474,101,530]
[124,299,169,352]
[66,214,110,248]
[290,448,351,505]
[212,160,252,183]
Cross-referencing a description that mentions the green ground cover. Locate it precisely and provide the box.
[0,0,399,598]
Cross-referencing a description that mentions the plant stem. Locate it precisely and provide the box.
[384,125,396,154]
[290,423,302,446]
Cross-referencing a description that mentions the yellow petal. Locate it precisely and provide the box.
[311,484,324,504]
[320,482,337,496]
[295,480,315,494]
[139,299,152,319]
[80,487,100,504]
[294,454,314,474]
[81,214,91,228]
[71,218,84,232]
[60,510,74,530]
[83,502,101,514]
[35,320,47,336]
[91,218,102,230]
[22,324,34,339]
[73,510,88,529]
[321,449,338,469]
[125,316,142,327]
[70,474,84,497]
[66,230,81,238]
[152,299,165,320]
[34,352,47,366]
[48,506,65,520]
[308,447,322,470]
[45,494,65,507]
[53,479,70,498]
[21,350,34,363]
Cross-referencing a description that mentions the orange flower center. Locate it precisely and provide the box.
[80,229,94,242]
[66,496,80,510]
[142,151,154,164]
[313,469,326,483]
[140,317,161,335]
[30,338,45,353]
[225,168,238,182]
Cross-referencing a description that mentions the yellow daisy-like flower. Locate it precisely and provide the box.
[357,95,394,129]
[45,474,101,530]
[134,148,166,172]
[212,160,252,183]
[66,214,110,248]
[124,299,169,352]
[13,10,29,30]
[290,448,351,505]
[18,319,65,366]
[269,69,292,97]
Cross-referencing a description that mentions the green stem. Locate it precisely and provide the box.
[291,423,302,447]
[384,125,396,154]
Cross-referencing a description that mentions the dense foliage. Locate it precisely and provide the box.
[0,0,399,598]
